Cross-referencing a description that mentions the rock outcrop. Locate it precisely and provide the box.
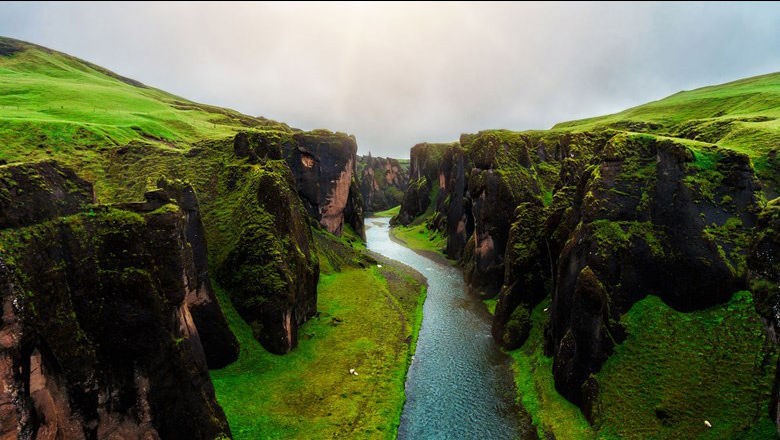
[0,161,233,439]
[549,135,760,413]
[392,142,451,226]
[213,160,319,355]
[393,128,768,423]
[233,129,365,239]
[358,154,408,213]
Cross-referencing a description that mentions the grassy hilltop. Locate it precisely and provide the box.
[0,37,292,196]
[555,72,780,195]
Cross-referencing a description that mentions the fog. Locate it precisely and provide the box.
[2,2,779,157]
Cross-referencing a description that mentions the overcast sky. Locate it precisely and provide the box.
[1,2,779,157]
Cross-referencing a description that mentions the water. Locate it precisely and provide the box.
[365,217,532,440]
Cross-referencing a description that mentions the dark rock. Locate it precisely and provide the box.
[0,162,231,439]
[550,134,759,408]
[283,130,362,237]
[215,162,319,355]
[392,142,451,226]
[0,160,94,229]
[154,178,239,368]
[748,198,780,431]
[358,154,409,213]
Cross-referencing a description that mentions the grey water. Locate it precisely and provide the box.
[365,217,530,440]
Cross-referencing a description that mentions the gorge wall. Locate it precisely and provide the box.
[0,161,234,439]
[393,128,778,434]
[357,154,409,213]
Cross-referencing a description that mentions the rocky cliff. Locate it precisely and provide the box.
[234,129,365,240]
[0,161,233,439]
[357,154,409,213]
[393,127,777,434]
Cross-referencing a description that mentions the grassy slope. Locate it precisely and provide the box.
[510,292,777,439]
[0,37,290,196]
[390,222,447,255]
[372,205,400,218]
[210,239,427,439]
[554,72,780,194]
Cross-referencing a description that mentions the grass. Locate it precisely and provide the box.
[390,222,447,255]
[593,291,777,439]
[507,293,777,439]
[0,37,290,192]
[372,205,400,218]
[210,259,426,439]
[508,297,595,439]
[552,72,780,193]
[484,298,497,315]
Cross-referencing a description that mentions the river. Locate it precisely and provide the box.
[365,217,532,440]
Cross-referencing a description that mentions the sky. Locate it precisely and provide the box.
[1,2,779,157]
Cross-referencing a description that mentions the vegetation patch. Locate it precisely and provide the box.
[593,291,777,439]
[211,258,426,439]
[508,298,594,439]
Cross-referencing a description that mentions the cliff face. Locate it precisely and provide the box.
[393,142,451,226]
[548,134,760,413]
[0,161,233,439]
[394,128,773,427]
[357,155,408,213]
[213,159,319,355]
[749,199,780,429]
[234,129,365,240]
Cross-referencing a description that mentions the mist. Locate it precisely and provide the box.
[1,1,778,157]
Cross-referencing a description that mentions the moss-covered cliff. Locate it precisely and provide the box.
[0,161,234,439]
[392,72,780,437]
[357,154,409,213]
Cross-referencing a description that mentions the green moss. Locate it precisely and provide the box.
[390,222,447,255]
[484,299,497,315]
[594,292,776,439]
[373,205,400,218]
[508,298,594,439]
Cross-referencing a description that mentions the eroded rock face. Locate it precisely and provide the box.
[214,161,319,355]
[0,162,232,440]
[393,142,451,226]
[549,135,760,413]
[233,129,365,239]
[151,178,239,369]
[288,130,363,238]
[358,155,408,213]
[0,159,94,228]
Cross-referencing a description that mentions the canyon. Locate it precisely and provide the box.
[0,34,779,440]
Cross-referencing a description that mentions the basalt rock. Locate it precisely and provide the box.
[392,143,451,226]
[0,160,94,228]
[287,130,363,238]
[550,134,760,411]
[233,129,365,239]
[152,178,239,368]
[358,154,409,213]
[0,161,232,440]
[442,144,473,260]
[215,161,319,355]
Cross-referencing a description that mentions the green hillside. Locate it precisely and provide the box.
[0,37,291,194]
[554,72,780,195]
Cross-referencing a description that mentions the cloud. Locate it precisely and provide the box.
[1,1,778,157]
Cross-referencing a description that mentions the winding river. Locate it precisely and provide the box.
[365,217,532,440]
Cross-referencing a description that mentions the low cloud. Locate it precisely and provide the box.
[1,2,778,157]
